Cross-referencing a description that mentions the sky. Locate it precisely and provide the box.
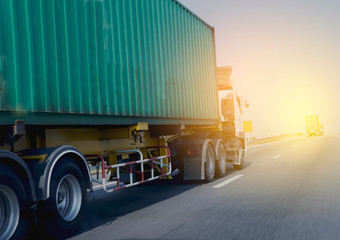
[180,0,340,138]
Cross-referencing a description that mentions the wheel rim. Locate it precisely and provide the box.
[0,185,20,240]
[233,140,242,165]
[238,141,243,163]
[56,174,82,222]
[219,144,226,171]
[236,140,244,165]
[207,148,215,177]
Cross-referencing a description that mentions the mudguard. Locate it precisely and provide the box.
[180,138,214,180]
[19,145,92,200]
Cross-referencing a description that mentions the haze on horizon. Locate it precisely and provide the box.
[180,0,340,138]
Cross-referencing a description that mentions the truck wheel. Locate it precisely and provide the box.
[204,144,216,182]
[0,165,29,240]
[38,159,86,239]
[215,140,227,177]
[233,140,245,170]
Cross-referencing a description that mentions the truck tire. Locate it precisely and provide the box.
[38,159,86,239]
[215,140,227,178]
[204,144,216,182]
[233,140,245,170]
[0,165,29,240]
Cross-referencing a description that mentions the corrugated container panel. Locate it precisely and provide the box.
[0,0,218,125]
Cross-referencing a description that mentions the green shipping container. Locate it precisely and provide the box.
[0,0,218,126]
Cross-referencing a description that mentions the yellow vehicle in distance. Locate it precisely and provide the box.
[306,115,324,136]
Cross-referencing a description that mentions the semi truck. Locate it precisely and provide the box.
[306,115,324,136]
[0,0,247,239]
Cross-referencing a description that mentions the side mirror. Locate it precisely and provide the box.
[221,98,234,121]
[245,100,250,108]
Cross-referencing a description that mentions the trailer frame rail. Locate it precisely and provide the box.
[85,146,172,193]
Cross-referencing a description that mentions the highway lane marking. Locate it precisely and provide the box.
[247,141,277,149]
[212,175,243,188]
[273,153,282,159]
[247,136,303,150]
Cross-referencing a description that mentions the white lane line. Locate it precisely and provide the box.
[273,153,282,159]
[212,175,243,188]
[247,141,277,149]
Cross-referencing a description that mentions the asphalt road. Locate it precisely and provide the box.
[68,135,340,240]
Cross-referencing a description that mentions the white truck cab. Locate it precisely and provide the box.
[217,67,248,169]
